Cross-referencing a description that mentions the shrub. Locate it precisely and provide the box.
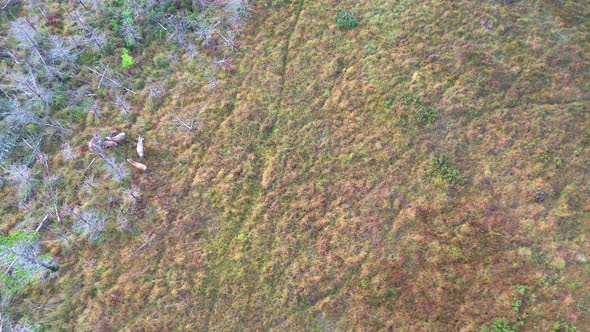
[399,91,439,126]
[488,318,517,332]
[121,48,135,69]
[553,322,578,332]
[428,155,460,184]
[336,8,359,29]
[412,104,439,125]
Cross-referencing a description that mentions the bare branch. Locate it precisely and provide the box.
[174,115,195,131]
[2,0,14,9]
[130,234,155,256]
[35,215,49,232]
[97,63,109,89]
[85,66,136,94]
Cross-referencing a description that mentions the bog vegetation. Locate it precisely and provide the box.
[0,0,588,330]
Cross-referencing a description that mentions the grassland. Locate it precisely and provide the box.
[1,0,589,330]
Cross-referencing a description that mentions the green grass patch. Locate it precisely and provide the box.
[335,8,359,30]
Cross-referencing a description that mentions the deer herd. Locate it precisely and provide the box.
[88,132,148,172]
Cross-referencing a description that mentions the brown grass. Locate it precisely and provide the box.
[2,0,589,330]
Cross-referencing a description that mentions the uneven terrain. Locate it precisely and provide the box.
[2,0,589,330]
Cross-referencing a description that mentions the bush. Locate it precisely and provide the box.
[336,8,359,30]
[428,155,460,184]
[121,48,135,69]
[553,322,578,332]
[487,318,517,332]
[413,104,439,126]
[399,91,439,126]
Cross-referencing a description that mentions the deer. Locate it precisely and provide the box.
[88,136,99,152]
[106,132,126,144]
[136,135,144,159]
[89,135,116,151]
[89,132,125,153]
[127,158,147,172]
[103,140,119,148]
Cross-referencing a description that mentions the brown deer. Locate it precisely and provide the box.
[107,132,126,144]
[88,136,99,152]
[127,158,147,172]
[103,140,119,148]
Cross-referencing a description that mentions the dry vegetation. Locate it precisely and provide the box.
[1,0,589,330]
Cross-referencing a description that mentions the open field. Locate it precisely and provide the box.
[1,0,589,330]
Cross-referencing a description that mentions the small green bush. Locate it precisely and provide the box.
[398,91,440,126]
[553,322,578,332]
[490,318,517,332]
[121,48,135,69]
[511,299,522,312]
[412,104,439,125]
[336,8,359,29]
[428,155,460,184]
[553,156,564,168]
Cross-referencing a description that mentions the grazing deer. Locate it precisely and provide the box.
[88,136,99,152]
[107,132,126,144]
[127,158,147,172]
[137,135,144,159]
[103,140,119,148]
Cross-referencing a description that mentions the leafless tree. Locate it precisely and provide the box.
[45,35,80,70]
[2,0,18,10]
[11,71,52,112]
[9,18,65,82]
[148,83,165,101]
[0,98,37,130]
[121,13,142,47]
[8,18,38,51]
[61,142,76,160]
[5,163,34,200]
[101,155,129,182]
[0,230,58,296]
[217,30,236,51]
[113,93,131,115]
[224,0,249,30]
[0,134,18,163]
[86,65,136,94]
[71,208,106,242]
[66,7,106,51]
